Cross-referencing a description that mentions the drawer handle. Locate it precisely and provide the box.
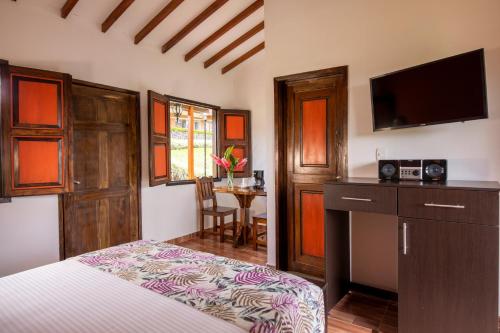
[424,203,465,209]
[341,196,372,202]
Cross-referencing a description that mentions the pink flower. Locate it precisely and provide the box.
[211,154,223,167]
[211,146,247,172]
[236,158,247,170]
[221,158,231,170]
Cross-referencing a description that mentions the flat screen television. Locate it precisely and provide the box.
[370,49,488,131]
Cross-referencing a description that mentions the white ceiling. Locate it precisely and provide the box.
[17,0,265,73]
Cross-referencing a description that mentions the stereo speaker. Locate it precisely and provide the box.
[423,159,447,181]
[378,160,399,180]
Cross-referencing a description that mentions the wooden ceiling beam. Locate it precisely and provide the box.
[221,41,264,74]
[184,0,264,62]
[204,21,264,68]
[161,0,229,54]
[134,0,184,44]
[101,0,135,33]
[61,0,79,19]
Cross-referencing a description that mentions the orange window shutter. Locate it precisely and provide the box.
[148,90,170,186]
[218,110,251,178]
[2,64,70,197]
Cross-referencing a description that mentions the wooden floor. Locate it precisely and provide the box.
[176,234,397,333]
[330,292,397,333]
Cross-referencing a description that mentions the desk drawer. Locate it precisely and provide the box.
[324,184,397,214]
[399,188,499,225]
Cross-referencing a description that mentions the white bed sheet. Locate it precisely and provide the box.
[0,260,245,333]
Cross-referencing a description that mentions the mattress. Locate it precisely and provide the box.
[0,240,325,333]
[0,259,245,333]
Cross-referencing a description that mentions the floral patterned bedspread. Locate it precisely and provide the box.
[75,240,325,333]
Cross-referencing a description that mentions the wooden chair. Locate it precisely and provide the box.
[195,177,238,242]
[252,212,267,250]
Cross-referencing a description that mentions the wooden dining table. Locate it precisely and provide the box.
[213,186,266,247]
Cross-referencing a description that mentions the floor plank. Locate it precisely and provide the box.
[175,234,397,332]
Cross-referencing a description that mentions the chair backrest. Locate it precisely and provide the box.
[195,177,217,208]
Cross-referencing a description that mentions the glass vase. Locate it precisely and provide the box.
[227,172,234,189]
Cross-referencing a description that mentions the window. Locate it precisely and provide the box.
[169,101,216,182]
[148,90,252,187]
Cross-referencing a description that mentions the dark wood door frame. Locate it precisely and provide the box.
[58,79,142,260]
[274,66,348,271]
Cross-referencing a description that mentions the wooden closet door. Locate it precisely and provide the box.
[62,81,140,258]
[285,71,347,278]
[398,218,498,333]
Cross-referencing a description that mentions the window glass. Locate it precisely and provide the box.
[169,102,215,182]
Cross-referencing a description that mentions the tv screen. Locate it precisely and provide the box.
[370,49,488,131]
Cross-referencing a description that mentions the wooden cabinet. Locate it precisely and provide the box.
[397,186,499,332]
[398,218,498,333]
[324,178,500,333]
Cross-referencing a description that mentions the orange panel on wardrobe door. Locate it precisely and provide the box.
[301,192,325,258]
[154,144,167,177]
[153,101,167,135]
[17,139,60,184]
[17,80,60,126]
[225,115,245,140]
[302,99,327,165]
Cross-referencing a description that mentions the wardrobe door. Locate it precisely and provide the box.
[398,218,498,333]
[1,65,72,196]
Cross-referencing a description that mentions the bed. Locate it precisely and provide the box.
[0,240,324,333]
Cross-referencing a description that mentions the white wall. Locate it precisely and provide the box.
[262,0,500,292]
[0,1,246,276]
[0,196,60,276]
[226,51,268,218]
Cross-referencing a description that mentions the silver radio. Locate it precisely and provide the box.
[399,160,422,180]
